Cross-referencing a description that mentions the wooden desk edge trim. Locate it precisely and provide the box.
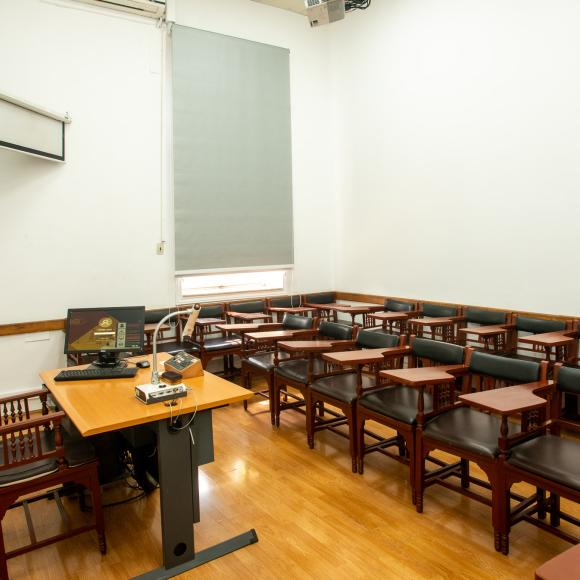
[75,392,253,437]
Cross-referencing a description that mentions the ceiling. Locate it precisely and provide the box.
[251,0,307,16]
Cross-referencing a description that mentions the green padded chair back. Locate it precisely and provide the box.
[228,300,265,313]
[318,321,353,340]
[356,330,399,349]
[304,292,336,304]
[422,303,458,318]
[557,366,580,395]
[385,299,415,312]
[282,314,315,330]
[412,338,464,365]
[199,304,224,318]
[270,295,301,308]
[145,309,170,324]
[516,316,566,334]
[465,307,507,326]
[469,351,541,383]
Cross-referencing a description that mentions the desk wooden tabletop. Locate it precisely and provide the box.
[519,332,576,347]
[144,323,171,333]
[226,311,272,322]
[331,305,383,314]
[40,354,252,437]
[195,317,226,327]
[322,348,395,365]
[267,306,316,314]
[216,323,262,333]
[380,366,461,386]
[277,339,349,353]
[305,302,350,310]
[368,312,410,321]
[409,317,453,326]
[459,381,551,415]
[244,329,314,341]
[458,325,508,337]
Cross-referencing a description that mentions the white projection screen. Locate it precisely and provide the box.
[0,95,68,161]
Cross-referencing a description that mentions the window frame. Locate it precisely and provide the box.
[175,266,293,305]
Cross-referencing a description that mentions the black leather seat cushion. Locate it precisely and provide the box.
[311,373,375,403]
[0,430,58,487]
[424,406,520,457]
[246,351,290,372]
[507,434,580,491]
[360,385,433,425]
[275,359,325,383]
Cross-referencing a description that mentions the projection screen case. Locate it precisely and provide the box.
[0,93,71,161]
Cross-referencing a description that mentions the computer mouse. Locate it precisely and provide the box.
[136,361,150,369]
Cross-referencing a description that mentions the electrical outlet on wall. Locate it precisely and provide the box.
[156,241,165,255]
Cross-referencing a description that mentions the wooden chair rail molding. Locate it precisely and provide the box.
[1,292,578,337]
[335,292,578,322]
[0,319,65,337]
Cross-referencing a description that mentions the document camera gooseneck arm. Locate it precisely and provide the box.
[149,304,201,385]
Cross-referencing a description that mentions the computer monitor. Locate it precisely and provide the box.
[65,306,145,368]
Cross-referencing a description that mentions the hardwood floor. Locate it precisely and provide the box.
[4,390,578,579]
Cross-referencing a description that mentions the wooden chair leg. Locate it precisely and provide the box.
[490,472,510,555]
[78,485,87,512]
[347,403,357,473]
[537,488,546,520]
[357,416,366,475]
[550,493,561,527]
[306,391,315,449]
[242,368,249,411]
[415,442,425,513]
[273,378,281,428]
[460,458,470,489]
[404,432,416,504]
[89,470,107,555]
[0,520,8,580]
[267,375,275,426]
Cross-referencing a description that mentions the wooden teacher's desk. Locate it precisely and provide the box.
[40,354,255,579]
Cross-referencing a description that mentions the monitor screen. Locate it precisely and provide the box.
[64,306,145,355]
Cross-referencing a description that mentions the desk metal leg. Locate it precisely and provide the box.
[133,411,258,580]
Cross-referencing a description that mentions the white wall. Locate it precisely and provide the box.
[331,0,580,316]
[0,0,170,323]
[0,0,335,392]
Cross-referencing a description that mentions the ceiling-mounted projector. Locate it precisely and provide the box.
[305,0,345,27]
[251,1,371,27]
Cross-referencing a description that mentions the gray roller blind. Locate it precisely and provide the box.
[172,25,294,271]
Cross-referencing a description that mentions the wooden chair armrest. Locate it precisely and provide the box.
[328,340,357,351]
[448,315,467,322]
[382,346,411,359]
[0,411,66,436]
[257,323,284,331]
[0,388,48,406]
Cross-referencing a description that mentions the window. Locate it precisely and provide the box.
[177,269,290,302]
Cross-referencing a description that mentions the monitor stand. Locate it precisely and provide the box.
[90,350,127,369]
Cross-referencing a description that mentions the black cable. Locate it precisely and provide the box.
[345,0,371,12]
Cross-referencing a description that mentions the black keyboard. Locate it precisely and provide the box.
[54,367,138,382]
